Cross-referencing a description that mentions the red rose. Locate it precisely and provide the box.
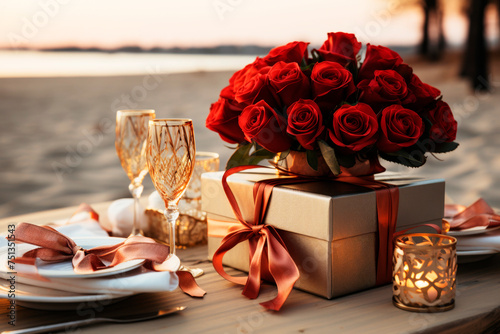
[316,32,361,66]
[358,44,404,80]
[377,105,424,152]
[328,103,378,154]
[262,41,309,65]
[427,101,457,143]
[286,99,324,150]
[229,58,268,94]
[220,84,236,100]
[394,63,413,82]
[268,61,310,107]
[234,72,279,108]
[238,100,292,153]
[358,70,416,111]
[311,61,356,112]
[408,74,441,110]
[206,97,247,144]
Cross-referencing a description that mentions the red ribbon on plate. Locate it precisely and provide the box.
[12,220,205,297]
[212,165,400,310]
[444,198,500,231]
[13,223,172,273]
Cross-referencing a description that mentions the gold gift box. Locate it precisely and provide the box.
[201,169,444,299]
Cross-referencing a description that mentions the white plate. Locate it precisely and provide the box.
[457,249,498,256]
[456,249,498,264]
[447,225,500,237]
[0,237,145,278]
[0,279,132,310]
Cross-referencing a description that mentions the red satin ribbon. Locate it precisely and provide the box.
[444,198,500,231]
[212,165,400,310]
[73,203,101,226]
[12,222,206,297]
[14,223,172,273]
[332,176,400,285]
[213,165,310,311]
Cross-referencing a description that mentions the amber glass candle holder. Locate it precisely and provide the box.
[392,233,457,312]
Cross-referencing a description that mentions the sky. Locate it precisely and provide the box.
[0,0,487,50]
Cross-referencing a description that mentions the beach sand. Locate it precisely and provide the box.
[1,52,499,218]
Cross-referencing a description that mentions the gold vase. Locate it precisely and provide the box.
[278,151,386,177]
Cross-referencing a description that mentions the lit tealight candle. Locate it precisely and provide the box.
[392,233,457,312]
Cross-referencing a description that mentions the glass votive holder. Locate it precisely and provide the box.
[392,233,457,312]
[180,151,220,212]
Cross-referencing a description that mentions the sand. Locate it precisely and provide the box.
[1,52,499,218]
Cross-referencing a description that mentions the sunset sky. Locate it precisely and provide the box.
[0,0,490,50]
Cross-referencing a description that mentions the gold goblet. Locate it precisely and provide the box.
[146,118,196,258]
[115,109,155,236]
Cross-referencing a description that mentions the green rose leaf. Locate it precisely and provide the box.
[431,141,459,153]
[306,150,318,171]
[226,142,275,169]
[337,153,356,168]
[250,148,277,157]
[249,148,277,165]
[318,140,341,175]
[379,149,426,168]
[226,142,253,169]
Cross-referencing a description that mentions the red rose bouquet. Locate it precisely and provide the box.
[206,32,458,175]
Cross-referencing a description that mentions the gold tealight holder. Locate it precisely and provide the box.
[144,152,220,248]
[392,233,457,312]
[145,208,207,249]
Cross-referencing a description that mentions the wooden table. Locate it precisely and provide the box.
[1,204,500,334]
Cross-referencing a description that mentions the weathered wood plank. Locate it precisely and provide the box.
[1,203,500,333]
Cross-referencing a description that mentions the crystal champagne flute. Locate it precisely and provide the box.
[146,119,196,257]
[115,109,156,236]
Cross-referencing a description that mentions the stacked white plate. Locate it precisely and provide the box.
[447,226,500,263]
[0,237,178,310]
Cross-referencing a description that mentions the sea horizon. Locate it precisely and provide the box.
[0,50,262,78]
[0,43,436,78]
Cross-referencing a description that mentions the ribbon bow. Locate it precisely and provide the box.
[444,198,500,231]
[13,223,172,274]
[213,165,315,311]
[13,221,206,297]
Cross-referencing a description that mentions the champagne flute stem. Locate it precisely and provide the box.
[129,183,144,236]
[164,205,179,256]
